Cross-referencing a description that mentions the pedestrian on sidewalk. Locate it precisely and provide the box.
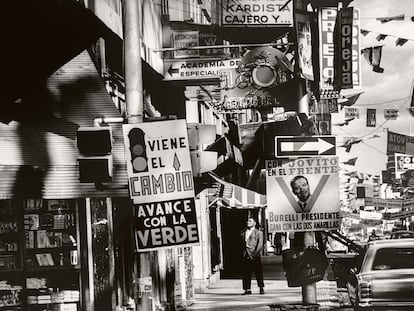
[273,232,284,255]
[240,217,265,295]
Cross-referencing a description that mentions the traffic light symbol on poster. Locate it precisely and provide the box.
[128,128,148,173]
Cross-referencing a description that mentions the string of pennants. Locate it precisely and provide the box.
[360,24,414,73]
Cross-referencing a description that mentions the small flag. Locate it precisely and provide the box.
[361,46,384,73]
[376,14,404,23]
[342,92,363,107]
[395,38,408,46]
[376,34,387,41]
[342,157,358,166]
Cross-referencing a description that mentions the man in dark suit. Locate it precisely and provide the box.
[290,175,312,213]
[240,217,264,295]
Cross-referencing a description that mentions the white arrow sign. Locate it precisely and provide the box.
[280,138,334,154]
[275,136,336,157]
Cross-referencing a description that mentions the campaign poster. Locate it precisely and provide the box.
[266,157,340,232]
[123,120,199,251]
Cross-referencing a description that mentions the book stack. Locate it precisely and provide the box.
[26,277,47,289]
[35,253,54,266]
[51,291,65,304]
[62,290,80,303]
[0,281,22,291]
[26,295,38,305]
[37,294,52,304]
[50,303,77,311]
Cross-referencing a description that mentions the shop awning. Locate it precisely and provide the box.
[209,173,266,209]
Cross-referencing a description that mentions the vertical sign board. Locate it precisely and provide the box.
[366,108,376,127]
[334,7,353,89]
[319,8,361,89]
[295,12,314,80]
[173,31,199,59]
[266,157,340,233]
[123,120,199,252]
[222,0,293,26]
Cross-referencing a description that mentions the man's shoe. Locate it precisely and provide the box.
[259,287,265,295]
[241,290,252,295]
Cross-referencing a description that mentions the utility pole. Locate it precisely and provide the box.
[123,0,152,310]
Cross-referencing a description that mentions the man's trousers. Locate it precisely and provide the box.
[241,256,264,290]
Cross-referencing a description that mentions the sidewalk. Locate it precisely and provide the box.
[186,280,341,311]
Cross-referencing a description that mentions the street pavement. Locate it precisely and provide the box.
[186,256,354,311]
[186,279,345,311]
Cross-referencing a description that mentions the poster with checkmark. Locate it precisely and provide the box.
[266,157,340,233]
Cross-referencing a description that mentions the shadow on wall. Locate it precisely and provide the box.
[11,82,52,199]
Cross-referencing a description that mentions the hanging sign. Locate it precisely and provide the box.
[164,58,240,80]
[366,108,376,127]
[395,153,414,178]
[199,32,225,57]
[310,99,338,114]
[319,7,361,90]
[266,157,340,232]
[334,7,354,89]
[295,12,314,80]
[275,136,336,157]
[384,109,399,120]
[387,131,414,155]
[214,95,278,112]
[222,0,293,26]
[173,31,199,59]
[123,120,199,252]
[344,107,360,119]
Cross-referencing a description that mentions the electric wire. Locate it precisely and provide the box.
[351,97,409,107]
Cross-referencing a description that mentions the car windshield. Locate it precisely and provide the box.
[372,247,414,270]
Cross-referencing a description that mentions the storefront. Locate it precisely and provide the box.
[203,175,266,279]
[0,51,133,311]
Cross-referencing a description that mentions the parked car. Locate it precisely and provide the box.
[390,230,414,239]
[347,238,414,310]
